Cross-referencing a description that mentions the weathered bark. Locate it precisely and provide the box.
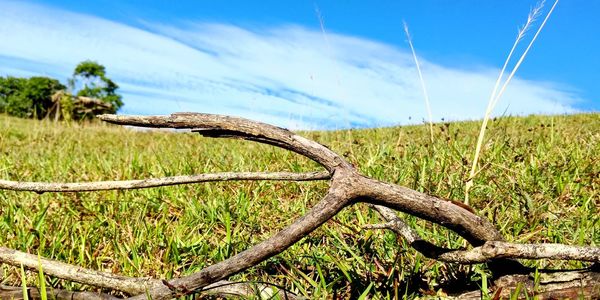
[0,171,330,193]
[356,175,503,246]
[367,205,600,263]
[456,269,600,299]
[0,247,302,299]
[0,246,160,295]
[1,282,303,300]
[0,285,118,300]
[100,113,352,173]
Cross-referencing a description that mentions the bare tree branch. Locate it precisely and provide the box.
[456,269,600,299]
[98,114,504,246]
[0,171,330,193]
[365,204,456,259]
[200,281,304,300]
[98,113,353,172]
[129,169,357,300]
[438,241,600,263]
[1,281,303,300]
[356,176,503,246]
[0,112,597,299]
[367,205,421,243]
[367,204,600,263]
[0,285,118,300]
[0,246,161,295]
[0,247,302,299]
[364,212,600,264]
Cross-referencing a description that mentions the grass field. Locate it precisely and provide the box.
[0,112,598,299]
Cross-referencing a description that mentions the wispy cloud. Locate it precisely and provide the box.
[0,1,582,129]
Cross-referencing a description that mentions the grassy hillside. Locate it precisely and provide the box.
[0,113,598,298]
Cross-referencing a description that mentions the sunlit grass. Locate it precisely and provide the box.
[1,112,598,298]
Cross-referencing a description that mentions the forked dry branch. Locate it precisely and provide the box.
[1,112,598,299]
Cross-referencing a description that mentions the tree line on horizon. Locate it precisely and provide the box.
[0,60,123,120]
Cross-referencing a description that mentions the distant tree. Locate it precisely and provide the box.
[0,76,26,114]
[0,76,64,118]
[0,61,121,120]
[26,77,66,118]
[69,60,123,113]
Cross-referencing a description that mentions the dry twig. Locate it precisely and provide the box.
[0,171,330,193]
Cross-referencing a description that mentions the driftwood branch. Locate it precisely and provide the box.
[0,247,301,300]
[366,205,600,263]
[1,112,598,299]
[1,282,302,300]
[0,246,160,295]
[0,171,330,193]
[100,113,352,173]
[438,242,600,263]
[0,285,117,300]
[455,269,600,299]
[129,172,357,300]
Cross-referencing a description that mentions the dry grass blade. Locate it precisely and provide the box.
[465,0,558,205]
[404,20,434,143]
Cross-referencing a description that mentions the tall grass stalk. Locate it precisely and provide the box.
[38,253,48,300]
[315,6,334,82]
[464,0,558,205]
[314,5,355,149]
[403,21,434,144]
[20,264,29,300]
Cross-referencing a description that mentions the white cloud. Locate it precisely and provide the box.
[0,1,582,129]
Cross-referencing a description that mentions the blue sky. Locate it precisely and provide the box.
[0,0,597,129]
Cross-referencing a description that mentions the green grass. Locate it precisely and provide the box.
[0,112,598,299]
